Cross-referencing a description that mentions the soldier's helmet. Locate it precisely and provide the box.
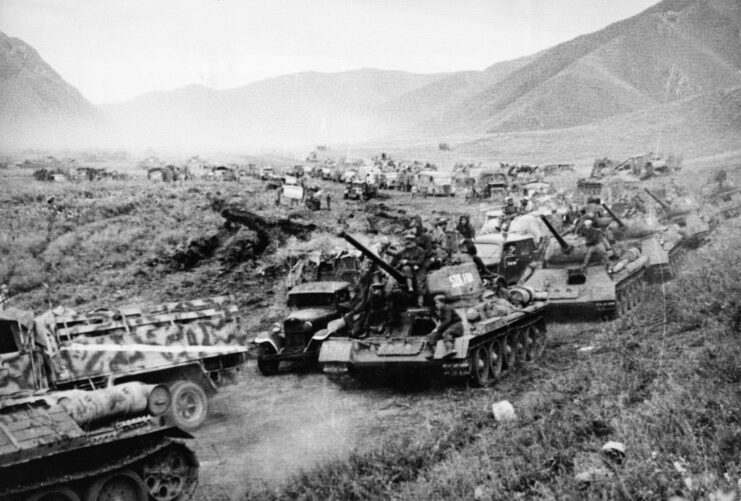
[436,217,448,226]
[506,196,514,204]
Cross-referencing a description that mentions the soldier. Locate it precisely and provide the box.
[501,196,518,230]
[581,219,608,270]
[462,240,496,281]
[456,214,476,240]
[519,197,533,214]
[432,218,449,248]
[425,294,463,358]
[0,284,9,310]
[325,191,331,210]
[391,232,427,306]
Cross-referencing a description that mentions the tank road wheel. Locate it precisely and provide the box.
[27,488,81,501]
[524,326,538,361]
[503,334,517,370]
[166,380,208,431]
[470,344,491,387]
[142,443,199,501]
[257,344,280,376]
[84,470,147,501]
[529,326,547,360]
[488,339,503,380]
[514,329,528,363]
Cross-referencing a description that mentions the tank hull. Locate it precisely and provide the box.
[320,302,548,387]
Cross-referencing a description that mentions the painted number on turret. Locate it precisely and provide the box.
[448,272,475,288]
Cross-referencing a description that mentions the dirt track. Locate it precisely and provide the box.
[193,363,437,498]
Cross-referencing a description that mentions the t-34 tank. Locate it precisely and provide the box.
[522,216,649,320]
[0,382,198,501]
[318,232,549,387]
[602,203,686,282]
[643,188,710,249]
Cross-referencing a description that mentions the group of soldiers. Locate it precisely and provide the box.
[340,214,503,354]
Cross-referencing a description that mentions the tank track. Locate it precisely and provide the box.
[3,436,198,501]
[613,268,648,318]
[323,362,357,388]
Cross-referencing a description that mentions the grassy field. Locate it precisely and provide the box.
[1,157,740,500]
[242,222,741,500]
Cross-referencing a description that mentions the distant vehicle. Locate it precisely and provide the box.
[383,171,399,190]
[473,233,539,285]
[416,170,455,196]
[344,180,377,201]
[259,166,275,180]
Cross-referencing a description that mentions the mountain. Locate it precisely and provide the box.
[101,70,449,148]
[0,32,103,148]
[451,84,741,163]
[424,0,741,134]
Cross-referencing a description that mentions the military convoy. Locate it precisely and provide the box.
[0,296,248,431]
[317,233,549,387]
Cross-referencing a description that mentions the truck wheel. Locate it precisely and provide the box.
[84,470,147,501]
[257,344,280,376]
[27,487,81,501]
[166,380,209,431]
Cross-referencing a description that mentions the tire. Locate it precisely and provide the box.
[27,488,81,501]
[84,470,147,501]
[257,344,280,376]
[166,380,209,431]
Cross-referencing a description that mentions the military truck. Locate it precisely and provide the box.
[0,380,198,501]
[473,233,539,284]
[318,233,549,387]
[254,281,354,375]
[0,296,248,431]
[522,216,649,319]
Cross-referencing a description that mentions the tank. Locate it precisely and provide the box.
[318,233,549,387]
[522,216,649,320]
[602,202,686,282]
[644,188,710,249]
[0,382,198,501]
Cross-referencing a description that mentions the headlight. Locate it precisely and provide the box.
[303,321,313,331]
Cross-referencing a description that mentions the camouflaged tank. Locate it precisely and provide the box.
[318,233,549,387]
[1,296,248,432]
[0,380,198,501]
[522,216,649,320]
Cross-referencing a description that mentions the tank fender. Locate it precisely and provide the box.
[433,335,470,360]
[253,326,284,353]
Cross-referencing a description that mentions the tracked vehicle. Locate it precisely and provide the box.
[318,233,548,387]
[0,376,197,501]
[643,188,709,249]
[601,203,686,282]
[522,216,648,320]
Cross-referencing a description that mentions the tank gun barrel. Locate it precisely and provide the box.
[338,231,408,285]
[539,215,573,254]
[643,188,669,210]
[601,203,626,228]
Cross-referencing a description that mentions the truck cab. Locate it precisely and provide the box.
[254,281,353,375]
[473,233,537,285]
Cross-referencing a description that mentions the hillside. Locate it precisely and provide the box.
[101,69,449,149]
[0,32,103,148]
[421,0,741,135]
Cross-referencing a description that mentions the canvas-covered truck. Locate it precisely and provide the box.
[0,296,248,431]
[0,380,198,501]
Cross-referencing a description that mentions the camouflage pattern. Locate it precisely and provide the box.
[0,296,247,396]
[0,383,198,500]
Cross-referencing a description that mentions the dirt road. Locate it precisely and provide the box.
[192,362,450,499]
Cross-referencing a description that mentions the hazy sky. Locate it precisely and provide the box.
[0,0,658,104]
